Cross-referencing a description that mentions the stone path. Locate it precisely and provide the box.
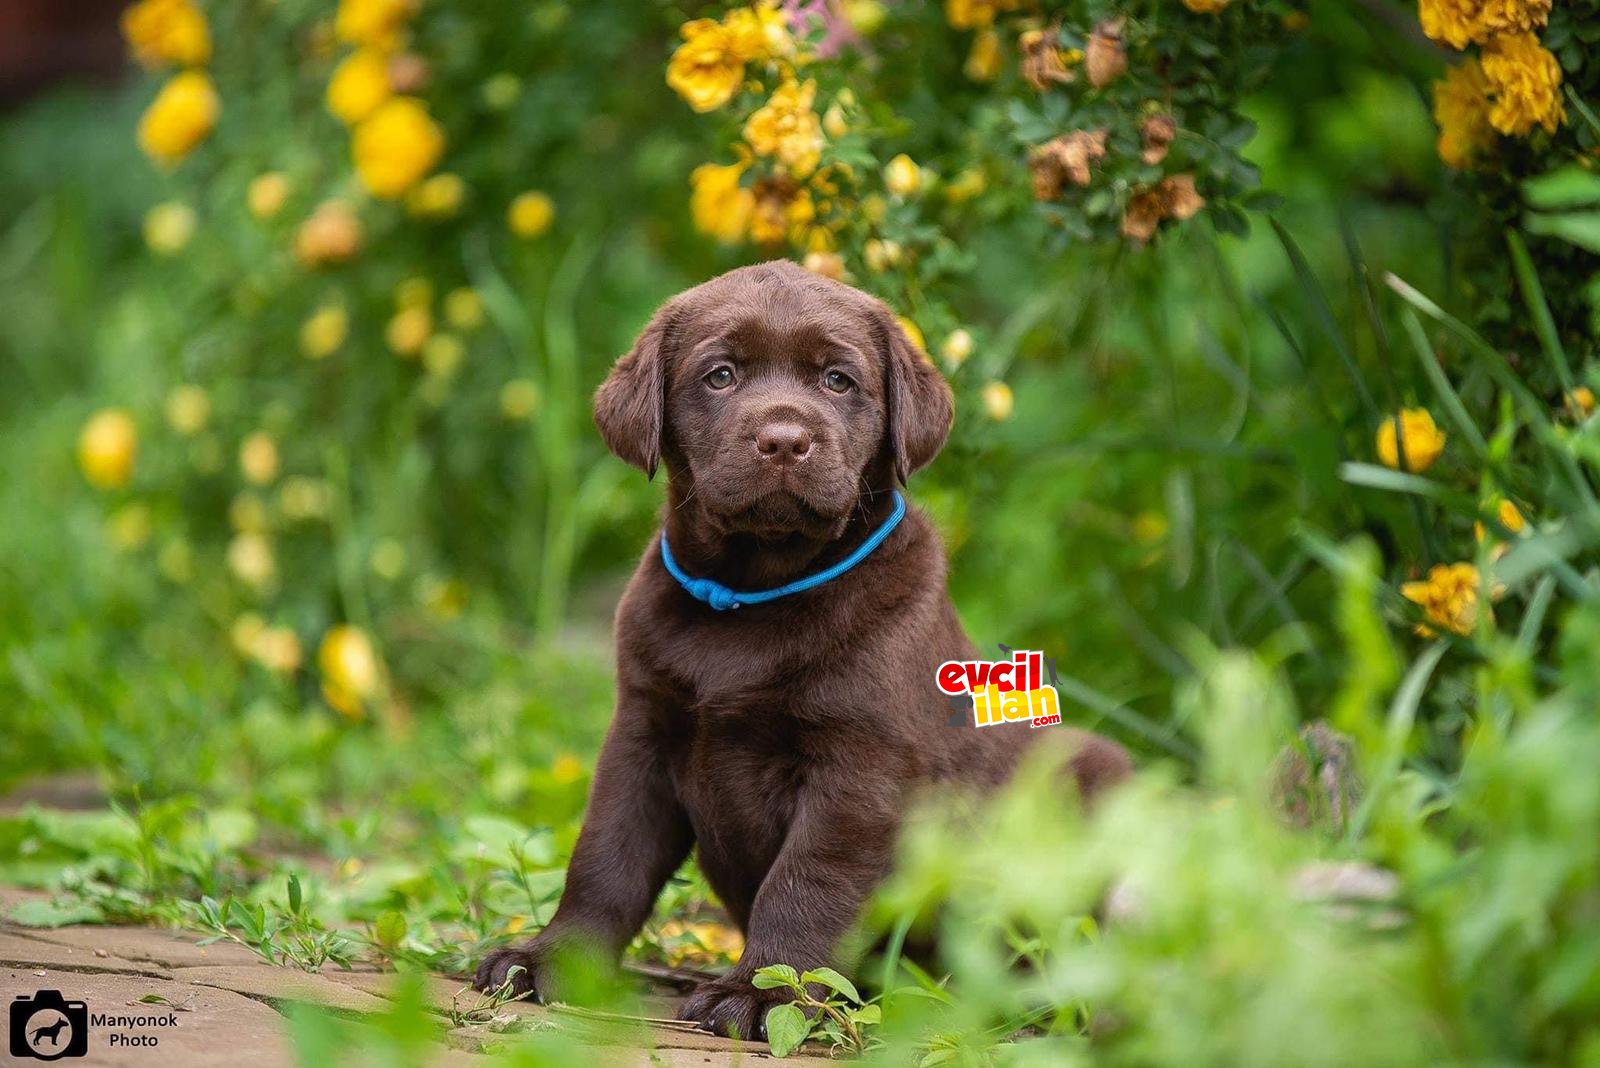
[0,917,836,1066]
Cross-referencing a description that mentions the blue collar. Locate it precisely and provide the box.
[660,491,906,611]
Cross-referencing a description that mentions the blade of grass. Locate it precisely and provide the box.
[1566,86,1600,141]
[1506,229,1574,395]
[1346,639,1449,842]
[1516,574,1558,653]
[1339,462,1479,514]
[1272,218,1379,420]
[1398,308,1488,460]
[1053,674,1199,763]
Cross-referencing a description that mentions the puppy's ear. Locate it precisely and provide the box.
[594,302,678,479]
[875,304,954,483]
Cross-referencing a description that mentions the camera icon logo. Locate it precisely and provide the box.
[10,990,89,1060]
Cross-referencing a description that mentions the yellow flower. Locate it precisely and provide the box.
[1432,60,1495,169]
[423,333,465,378]
[227,532,277,590]
[1476,499,1527,542]
[658,919,746,968]
[884,153,922,197]
[690,162,755,244]
[667,19,746,113]
[748,178,814,246]
[251,626,304,674]
[1480,32,1565,136]
[395,277,433,309]
[803,251,847,281]
[898,317,926,355]
[1419,0,1550,50]
[278,477,333,521]
[863,238,902,272]
[1568,385,1596,419]
[941,328,974,368]
[407,172,466,218]
[240,432,280,485]
[327,49,392,125]
[319,625,382,719]
[107,503,152,552]
[964,29,1003,81]
[78,409,138,490]
[121,0,210,69]
[230,492,268,533]
[744,79,825,178]
[248,173,291,219]
[301,306,349,358]
[387,307,432,357]
[335,0,417,50]
[1183,0,1231,11]
[1376,409,1445,473]
[507,191,555,238]
[445,288,486,331]
[550,753,586,785]
[294,201,364,267]
[723,3,794,62]
[138,71,220,167]
[231,613,266,657]
[946,168,987,203]
[143,201,196,255]
[945,0,1019,30]
[352,97,445,199]
[500,379,540,420]
[164,385,210,435]
[981,381,1014,421]
[1401,562,1483,636]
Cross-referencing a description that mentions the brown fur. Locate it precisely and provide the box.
[474,261,1130,1037]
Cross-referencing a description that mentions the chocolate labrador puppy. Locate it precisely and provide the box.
[474,260,1130,1037]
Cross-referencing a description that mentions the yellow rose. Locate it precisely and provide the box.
[1432,60,1495,169]
[301,306,349,358]
[444,288,486,331]
[164,385,210,435]
[690,162,755,244]
[507,191,555,238]
[138,71,220,167]
[1480,32,1565,137]
[1375,408,1445,473]
[748,178,814,246]
[723,3,793,62]
[335,0,417,49]
[247,173,291,219]
[78,409,138,489]
[143,201,196,255]
[121,0,210,69]
[744,79,825,178]
[407,172,466,218]
[319,625,382,718]
[982,381,1015,421]
[387,307,432,357]
[239,432,281,485]
[1419,0,1551,50]
[327,49,392,125]
[1401,562,1484,636]
[352,97,445,199]
[667,19,746,113]
[884,153,922,197]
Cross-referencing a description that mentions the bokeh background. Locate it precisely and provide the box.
[3,0,1600,1062]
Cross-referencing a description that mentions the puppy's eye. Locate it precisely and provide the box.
[704,366,735,390]
[823,370,854,394]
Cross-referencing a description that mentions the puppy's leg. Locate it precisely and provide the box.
[677,769,898,1040]
[475,694,691,1001]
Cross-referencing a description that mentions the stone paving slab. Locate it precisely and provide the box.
[0,930,172,979]
[173,963,396,1014]
[15,923,268,969]
[2,964,294,1066]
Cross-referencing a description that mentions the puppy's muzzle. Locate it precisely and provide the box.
[754,421,813,466]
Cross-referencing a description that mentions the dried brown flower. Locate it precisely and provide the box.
[1085,17,1127,88]
[1140,113,1177,165]
[1019,28,1073,90]
[1028,129,1108,200]
[1121,173,1206,242]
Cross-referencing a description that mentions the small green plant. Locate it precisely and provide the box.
[751,964,882,1058]
[185,875,356,972]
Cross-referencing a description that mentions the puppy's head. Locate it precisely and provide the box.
[595,261,953,540]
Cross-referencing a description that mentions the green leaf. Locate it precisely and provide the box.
[374,910,408,948]
[800,967,860,1004]
[752,964,802,992]
[1524,210,1600,255]
[7,898,103,927]
[1522,165,1600,210]
[287,874,303,915]
[848,1003,882,1026]
[764,1002,810,1058]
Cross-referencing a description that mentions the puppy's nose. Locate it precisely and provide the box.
[754,422,812,465]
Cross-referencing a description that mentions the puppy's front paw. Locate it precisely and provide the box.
[473,943,554,1001]
[676,978,795,1041]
